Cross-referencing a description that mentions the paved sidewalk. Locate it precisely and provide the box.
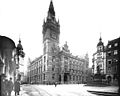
[85,85,119,96]
[85,86,118,93]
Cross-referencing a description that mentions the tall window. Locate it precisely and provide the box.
[39,67,40,73]
[52,74,55,79]
[44,65,45,71]
[108,51,112,56]
[43,74,45,80]
[108,60,112,64]
[52,65,55,71]
[114,50,118,55]
[44,56,46,63]
[73,76,75,81]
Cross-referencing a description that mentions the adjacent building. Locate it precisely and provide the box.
[27,1,89,84]
[92,36,106,75]
[0,36,16,80]
[106,37,120,84]
[92,36,120,85]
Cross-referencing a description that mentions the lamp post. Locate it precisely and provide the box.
[15,39,25,81]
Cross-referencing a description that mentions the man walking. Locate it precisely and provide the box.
[14,79,20,96]
[8,77,14,96]
[1,74,8,96]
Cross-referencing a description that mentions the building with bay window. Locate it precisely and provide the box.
[92,36,106,75]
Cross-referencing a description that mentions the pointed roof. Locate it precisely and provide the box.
[48,0,55,16]
[97,33,104,46]
[17,38,23,50]
[19,38,21,44]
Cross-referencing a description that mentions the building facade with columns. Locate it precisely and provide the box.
[27,1,89,84]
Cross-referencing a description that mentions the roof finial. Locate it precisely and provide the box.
[65,41,67,45]
[99,32,102,41]
[19,34,21,43]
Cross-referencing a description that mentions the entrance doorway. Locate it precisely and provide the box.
[64,73,68,83]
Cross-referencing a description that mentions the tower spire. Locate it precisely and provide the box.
[47,0,55,19]
[97,32,104,47]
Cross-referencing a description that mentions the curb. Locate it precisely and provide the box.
[87,90,119,96]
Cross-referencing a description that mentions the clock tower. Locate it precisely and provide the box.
[42,0,60,84]
[42,0,60,55]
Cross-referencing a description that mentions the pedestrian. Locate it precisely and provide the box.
[4,78,9,96]
[1,74,8,96]
[8,77,14,96]
[14,79,20,96]
[54,82,57,87]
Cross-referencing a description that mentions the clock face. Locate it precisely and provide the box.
[51,33,57,39]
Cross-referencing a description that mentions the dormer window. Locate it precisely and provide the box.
[114,43,118,47]
[108,45,111,48]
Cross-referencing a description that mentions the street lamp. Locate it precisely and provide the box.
[15,39,25,80]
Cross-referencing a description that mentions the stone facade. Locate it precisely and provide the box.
[106,37,120,85]
[27,1,89,84]
[92,36,120,85]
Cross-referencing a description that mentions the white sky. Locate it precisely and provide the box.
[0,0,120,72]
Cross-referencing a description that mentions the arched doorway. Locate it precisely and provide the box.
[107,75,112,84]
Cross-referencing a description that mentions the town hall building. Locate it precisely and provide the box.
[27,1,89,84]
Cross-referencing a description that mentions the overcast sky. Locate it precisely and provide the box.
[0,0,120,72]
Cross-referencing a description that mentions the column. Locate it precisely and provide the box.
[61,74,64,84]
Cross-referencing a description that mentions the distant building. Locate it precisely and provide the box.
[92,36,106,75]
[27,1,89,84]
[106,37,120,85]
[27,56,43,84]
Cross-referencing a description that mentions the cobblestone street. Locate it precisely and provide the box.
[11,84,118,96]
